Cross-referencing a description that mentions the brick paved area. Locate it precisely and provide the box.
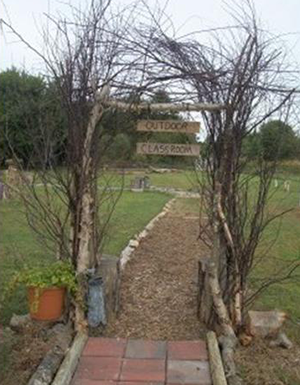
[72,338,211,385]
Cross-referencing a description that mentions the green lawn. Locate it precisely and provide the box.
[99,169,198,190]
[104,191,171,255]
[4,171,298,330]
[0,191,170,325]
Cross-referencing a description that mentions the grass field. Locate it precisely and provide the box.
[2,169,300,325]
[0,190,170,325]
[99,169,199,190]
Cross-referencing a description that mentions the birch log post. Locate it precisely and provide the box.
[208,191,236,339]
[104,99,227,112]
[206,258,236,339]
[75,86,109,331]
[51,332,88,385]
[207,331,227,385]
[77,90,106,274]
[27,346,66,385]
[219,335,243,385]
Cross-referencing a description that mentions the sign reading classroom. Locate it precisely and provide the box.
[137,143,200,157]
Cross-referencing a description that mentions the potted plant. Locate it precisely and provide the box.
[8,261,77,321]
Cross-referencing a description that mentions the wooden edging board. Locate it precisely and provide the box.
[51,332,88,385]
[137,120,200,133]
[207,331,228,385]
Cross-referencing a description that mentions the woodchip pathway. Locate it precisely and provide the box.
[71,204,212,385]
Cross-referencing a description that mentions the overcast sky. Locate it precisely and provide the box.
[1,0,300,73]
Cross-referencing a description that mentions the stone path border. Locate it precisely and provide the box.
[119,198,175,269]
[149,186,200,198]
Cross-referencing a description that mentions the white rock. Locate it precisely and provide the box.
[10,313,31,331]
[129,240,139,248]
[269,332,293,349]
[246,310,287,338]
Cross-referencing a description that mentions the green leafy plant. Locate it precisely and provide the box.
[4,261,77,315]
[6,261,77,297]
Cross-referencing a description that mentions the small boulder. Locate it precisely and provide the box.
[269,332,293,349]
[47,322,70,337]
[129,240,139,248]
[47,323,73,351]
[246,310,287,338]
[10,313,31,331]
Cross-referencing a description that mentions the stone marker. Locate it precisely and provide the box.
[130,176,150,191]
[284,180,290,192]
[4,159,23,198]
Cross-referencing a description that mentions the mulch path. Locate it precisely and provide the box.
[104,210,206,340]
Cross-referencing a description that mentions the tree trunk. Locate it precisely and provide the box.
[74,97,104,331]
[199,193,236,339]
[207,258,236,338]
[198,257,215,327]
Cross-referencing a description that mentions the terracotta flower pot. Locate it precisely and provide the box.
[28,286,66,321]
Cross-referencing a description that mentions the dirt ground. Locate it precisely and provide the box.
[104,210,206,340]
[0,322,62,385]
[236,339,300,385]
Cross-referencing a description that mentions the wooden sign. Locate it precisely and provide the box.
[137,142,200,157]
[137,120,200,133]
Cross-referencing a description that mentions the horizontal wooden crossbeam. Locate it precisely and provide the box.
[104,100,227,112]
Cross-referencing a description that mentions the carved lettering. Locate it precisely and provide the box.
[137,120,200,133]
[136,143,200,157]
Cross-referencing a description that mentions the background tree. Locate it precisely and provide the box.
[0,68,44,166]
[243,120,300,161]
[0,68,66,168]
[259,120,300,161]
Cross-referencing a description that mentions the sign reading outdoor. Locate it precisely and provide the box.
[137,142,200,157]
[137,120,200,133]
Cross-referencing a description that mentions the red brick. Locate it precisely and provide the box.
[168,341,208,361]
[83,338,126,357]
[72,379,116,385]
[119,383,164,385]
[167,360,211,384]
[120,359,166,382]
[125,340,166,359]
[76,357,122,381]
[168,383,211,385]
